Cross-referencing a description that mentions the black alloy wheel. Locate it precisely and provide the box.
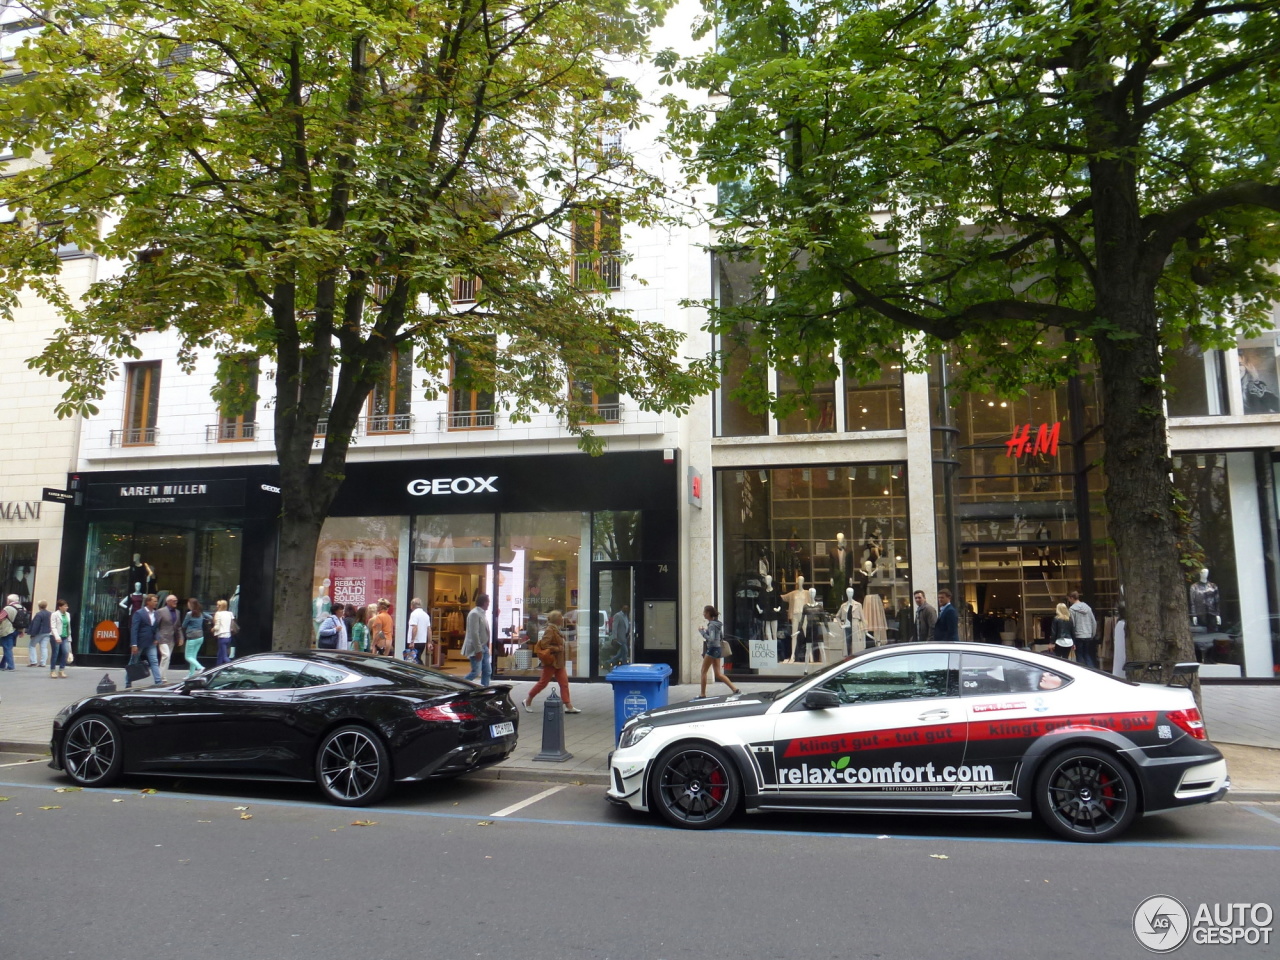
[1034,746,1138,842]
[62,714,124,788]
[651,743,740,830]
[315,725,392,806]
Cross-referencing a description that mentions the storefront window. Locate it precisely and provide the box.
[844,358,905,431]
[314,516,404,636]
[413,514,495,672]
[776,362,837,435]
[592,510,641,561]
[1165,343,1227,417]
[0,541,37,607]
[717,464,911,675]
[79,521,242,655]
[494,512,590,679]
[1237,333,1280,414]
[413,514,494,564]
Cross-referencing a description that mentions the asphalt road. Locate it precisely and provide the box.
[1,750,1277,960]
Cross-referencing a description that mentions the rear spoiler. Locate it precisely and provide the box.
[1122,661,1200,687]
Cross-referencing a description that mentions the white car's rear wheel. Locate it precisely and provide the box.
[1035,746,1138,842]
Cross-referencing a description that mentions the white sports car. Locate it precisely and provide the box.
[607,643,1229,841]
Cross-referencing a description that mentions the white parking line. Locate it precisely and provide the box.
[1241,804,1280,828]
[490,784,566,818]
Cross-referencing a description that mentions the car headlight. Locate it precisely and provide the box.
[619,723,654,750]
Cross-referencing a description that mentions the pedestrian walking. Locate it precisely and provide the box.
[212,598,234,665]
[699,605,740,698]
[49,600,72,678]
[155,594,182,675]
[1,593,28,669]
[350,604,369,653]
[370,599,395,656]
[933,588,959,642]
[27,600,52,669]
[1068,591,1099,668]
[126,594,162,688]
[406,597,431,664]
[181,598,209,676]
[1050,602,1075,659]
[462,593,492,686]
[913,590,937,645]
[521,610,579,713]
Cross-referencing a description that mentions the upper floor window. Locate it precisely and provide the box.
[1237,333,1280,415]
[845,357,906,431]
[214,357,259,441]
[1165,342,1228,417]
[570,349,621,423]
[447,338,495,430]
[119,361,160,446]
[452,275,480,304]
[571,204,622,291]
[368,346,412,434]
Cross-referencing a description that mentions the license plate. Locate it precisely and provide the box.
[490,722,515,738]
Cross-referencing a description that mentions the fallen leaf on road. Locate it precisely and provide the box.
[197,820,212,823]
[240,813,253,820]
[233,805,249,811]
[140,788,158,795]
[54,787,82,793]
[0,797,8,802]
[569,780,586,786]
[350,820,378,827]
[929,854,949,860]
[476,820,493,826]
[112,799,124,803]
[39,805,61,810]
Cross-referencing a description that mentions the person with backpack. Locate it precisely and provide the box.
[0,593,23,670]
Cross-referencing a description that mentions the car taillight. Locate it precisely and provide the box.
[1167,707,1206,740]
[415,701,478,723]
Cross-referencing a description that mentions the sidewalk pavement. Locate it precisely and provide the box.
[2,663,1277,799]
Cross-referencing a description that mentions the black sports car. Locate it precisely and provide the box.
[50,651,519,805]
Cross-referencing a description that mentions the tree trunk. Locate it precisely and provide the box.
[1091,157,1194,674]
[273,493,327,651]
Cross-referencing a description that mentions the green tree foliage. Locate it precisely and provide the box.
[660,0,1280,667]
[0,0,716,649]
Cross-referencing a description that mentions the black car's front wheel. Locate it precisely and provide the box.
[650,743,740,829]
[315,725,392,806]
[62,714,124,788]
[1034,746,1138,842]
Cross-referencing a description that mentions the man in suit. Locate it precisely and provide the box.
[126,594,162,688]
[154,594,183,676]
[933,587,959,642]
[913,590,938,644]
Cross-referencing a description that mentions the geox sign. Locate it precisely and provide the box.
[406,476,499,496]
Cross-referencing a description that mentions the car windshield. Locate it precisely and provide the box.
[349,657,480,692]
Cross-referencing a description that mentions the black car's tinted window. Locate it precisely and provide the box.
[205,659,304,691]
[296,663,350,687]
[819,652,952,704]
[349,657,476,692]
[959,653,1069,695]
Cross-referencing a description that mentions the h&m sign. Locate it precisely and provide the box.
[0,501,41,521]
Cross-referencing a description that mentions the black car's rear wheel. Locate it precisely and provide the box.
[1034,746,1138,842]
[62,714,123,788]
[650,743,740,829]
[315,725,392,806]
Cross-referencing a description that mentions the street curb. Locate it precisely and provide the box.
[462,765,611,787]
[1226,791,1280,803]
[0,741,49,754]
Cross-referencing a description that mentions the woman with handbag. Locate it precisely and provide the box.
[49,599,73,678]
[521,611,579,713]
[213,599,234,664]
[699,605,740,698]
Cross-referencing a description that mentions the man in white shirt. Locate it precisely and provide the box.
[407,598,432,665]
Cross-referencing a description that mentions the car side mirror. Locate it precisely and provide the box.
[803,688,842,710]
[183,676,209,692]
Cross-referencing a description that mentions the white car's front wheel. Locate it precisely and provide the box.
[650,743,740,829]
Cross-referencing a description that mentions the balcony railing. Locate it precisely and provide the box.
[439,409,495,430]
[206,421,258,442]
[571,252,622,291]
[364,413,413,434]
[591,402,623,423]
[110,426,157,447]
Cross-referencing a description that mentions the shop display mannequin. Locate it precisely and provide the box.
[313,581,331,638]
[863,592,887,646]
[119,583,145,643]
[837,587,865,656]
[798,588,826,665]
[4,563,34,605]
[831,532,853,578]
[1188,568,1220,628]
[101,554,155,593]
[229,584,241,619]
[755,574,782,645]
[781,576,808,662]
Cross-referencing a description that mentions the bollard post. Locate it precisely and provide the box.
[532,689,573,762]
[96,673,117,694]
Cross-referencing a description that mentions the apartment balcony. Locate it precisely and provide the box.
[109,426,157,447]
[439,409,495,431]
[206,421,259,442]
[364,413,414,435]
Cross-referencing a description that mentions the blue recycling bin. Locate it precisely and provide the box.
[606,663,673,744]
